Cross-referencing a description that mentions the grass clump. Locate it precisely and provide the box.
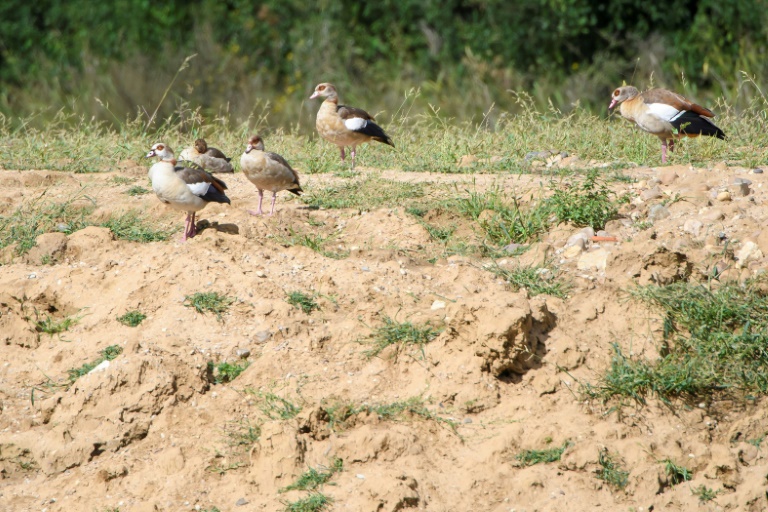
[184,292,234,320]
[279,230,349,260]
[692,485,719,503]
[300,176,426,211]
[34,313,80,336]
[364,316,442,358]
[260,392,302,420]
[116,310,146,327]
[101,211,177,242]
[586,280,768,404]
[286,291,320,314]
[280,459,343,493]
[662,459,693,485]
[0,195,93,256]
[515,441,570,466]
[125,185,150,196]
[324,397,456,432]
[67,345,123,383]
[596,449,629,490]
[486,262,569,298]
[283,493,333,512]
[546,169,618,230]
[208,361,250,384]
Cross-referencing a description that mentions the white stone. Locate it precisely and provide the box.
[577,248,610,271]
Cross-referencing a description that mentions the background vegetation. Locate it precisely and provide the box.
[1,0,767,131]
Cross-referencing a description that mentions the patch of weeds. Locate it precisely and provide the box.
[0,194,94,255]
[547,169,618,230]
[324,397,456,432]
[746,434,766,447]
[663,459,692,485]
[260,392,302,420]
[109,176,134,185]
[486,262,569,298]
[116,310,146,327]
[301,175,425,210]
[283,493,333,512]
[515,441,570,466]
[478,198,550,246]
[280,458,343,493]
[596,449,629,490]
[208,360,250,384]
[101,211,177,242]
[34,313,79,336]
[286,291,320,314]
[418,220,455,243]
[184,292,234,320]
[364,316,441,358]
[223,419,261,448]
[585,280,768,404]
[692,485,719,503]
[405,205,429,217]
[67,345,123,383]
[279,230,349,260]
[125,185,150,196]
[207,462,246,474]
[633,220,653,230]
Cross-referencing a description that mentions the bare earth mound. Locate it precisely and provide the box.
[2,161,768,511]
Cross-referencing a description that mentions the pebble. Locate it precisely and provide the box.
[431,300,446,310]
[255,270,266,278]
[648,204,670,221]
[753,168,764,174]
[641,186,663,201]
[683,219,703,237]
[735,241,763,268]
[565,234,587,249]
[577,248,610,271]
[730,178,752,197]
[236,498,248,506]
[254,331,272,343]
[503,243,525,254]
[236,348,251,359]
[716,190,732,202]
[562,245,583,259]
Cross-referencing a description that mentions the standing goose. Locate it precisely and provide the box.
[240,135,303,216]
[609,86,725,163]
[179,138,234,173]
[309,82,394,168]
[146,143,231,241]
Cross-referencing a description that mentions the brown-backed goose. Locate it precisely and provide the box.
[240,135,302,216]
[146,143,231,241]
[309,82,394,168]
[179,138,234,173]
[609,86,725,163]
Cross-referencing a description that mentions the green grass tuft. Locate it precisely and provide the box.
[283,493,333,512]
[586,280,768,404]
[125,185,150,196]
[364,316,441,358]
[34,313,80,336]
[116,310,146,327]
[486,262,570,298]
[546,169,618,230]
[324,397,456,432]
[260,392,302,420]
[280,459,343,493]
[208,360,250,384]
[596,449,629,490]
[184,292,235,320]
[692,485,719,503]
[101,211,177,242]
[663,459,693,485]
[286,291,320,314]
[68,345,123,383]
[515,441,570,466]
[300,175,426,210]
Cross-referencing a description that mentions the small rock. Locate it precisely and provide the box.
[562,245,583,259]
[565,234,587,249]
[235,498,248,506]
[255,270,266,278]
[752,168,764,174]
[431,300,446,310]
[702,209,725,222]
[716,190,732,202]
[88,360,110,374]
[356,474,366,479]
[595,230,611,238]
[577,248,610,271]
[525,150,554,161]
[503,243,525,254]
[730,178,752,197]
[648,204,670,221]
[641,186,663,201]
[236,348,251,359]
[658,168,679,185]
[254,331,272,343]
[464,418,473,424]
[578,227,595,238]
[683,219,703,237]
[735,241,763,268]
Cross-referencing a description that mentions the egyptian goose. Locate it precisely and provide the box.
[240,135,302,216]
[309,83,394,168]
[609,86,725,163]
[179,138,234,173]
[146,143,231,241]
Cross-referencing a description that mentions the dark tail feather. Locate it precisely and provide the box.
[358,121,395,147]
[288,186,303,196]
[672,111,726,140]
[225,157,232,163]
[200,187,231,205]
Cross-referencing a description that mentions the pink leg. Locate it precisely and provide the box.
[247,190,265,216]
[669,139,675,152]
[339,147,346,162]
[269,192,278,216]
[188,212,197,238]
[181,214,191,241]
[350,146,357,169]
[661,142,668,164]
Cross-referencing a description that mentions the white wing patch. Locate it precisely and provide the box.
[344,118,368,131]
[187,181,211,196]
[646,103,682,122]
